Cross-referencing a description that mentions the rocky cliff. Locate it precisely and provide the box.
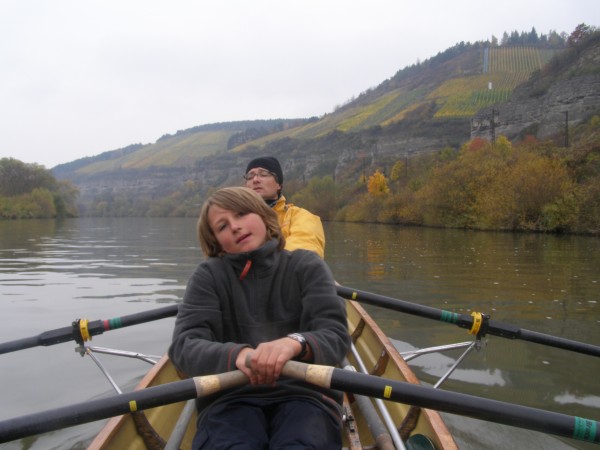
[471,35,600,142]
[72,118,470,204]
[471,74,600,143]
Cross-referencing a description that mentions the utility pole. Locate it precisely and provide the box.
[490,108,498,146]
[564,111,569,148]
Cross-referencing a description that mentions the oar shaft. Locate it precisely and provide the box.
[337,285,600,357]
[331,370,599,444]
[104,304,179,329]
[517,328,600,357]
[0,304,179,355]
[337,285,446,322]
[282,361,600,445]
[0,325,74,354]
[0,370,247,443]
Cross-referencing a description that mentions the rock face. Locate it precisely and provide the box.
[68,120,471,204]
[471,74,600,142]
[472,39,600,142]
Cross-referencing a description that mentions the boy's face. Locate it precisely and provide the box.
[208,205,268,254]
[244,167,281,200]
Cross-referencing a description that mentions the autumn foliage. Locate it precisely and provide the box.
[419,136,577,231]
[298,117,600,235]
[367,170,390,196]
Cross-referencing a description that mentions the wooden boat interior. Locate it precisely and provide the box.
[87,300,460,450]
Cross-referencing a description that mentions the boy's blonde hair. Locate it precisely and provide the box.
[198,187,284,257]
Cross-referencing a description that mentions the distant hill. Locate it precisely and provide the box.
[53,119,314,176]
[52,27,600,218]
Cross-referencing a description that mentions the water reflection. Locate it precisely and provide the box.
[555,393,600,409]
[366,239,387,280]
[0,226,186,306]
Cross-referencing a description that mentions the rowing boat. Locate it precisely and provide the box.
[87,300,458,450]
[1,288,598,447]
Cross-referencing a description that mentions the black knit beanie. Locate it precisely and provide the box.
[245,156,284,184]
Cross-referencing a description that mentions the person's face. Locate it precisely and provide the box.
[244,167,281,200]
[208,205,268,254]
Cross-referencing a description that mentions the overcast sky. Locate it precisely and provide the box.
[0,0,596,169]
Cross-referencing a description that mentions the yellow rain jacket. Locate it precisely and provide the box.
[272,195,325,258]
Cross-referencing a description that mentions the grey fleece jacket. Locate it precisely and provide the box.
[168,239,350,416]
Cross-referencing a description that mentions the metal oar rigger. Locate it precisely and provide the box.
[336,285,600,357]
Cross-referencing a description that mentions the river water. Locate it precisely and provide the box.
[0,218,598,450]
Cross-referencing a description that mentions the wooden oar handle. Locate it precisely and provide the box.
[193,370,249,396]
[243,355,334,388]
[281,360,334,388]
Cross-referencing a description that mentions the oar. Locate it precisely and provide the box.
[2,361,598,445]
[0,369,248,443]
[337,285,600,358]
[6,285,598,359]
[0,304,179,355]
[281,361,599,445]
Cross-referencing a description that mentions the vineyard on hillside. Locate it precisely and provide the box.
[434,46,560,118]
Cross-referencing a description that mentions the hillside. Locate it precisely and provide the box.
[56,38,564,178]
[53,27,600,221]
[53,119,314,175]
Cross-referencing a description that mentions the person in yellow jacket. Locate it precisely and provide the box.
[244,156,325,258]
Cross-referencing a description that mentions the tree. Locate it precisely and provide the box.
[390,160,405,182]
[547,30,566,47]
[0,158,55,196]
[291,176,339,220]
[567,23,594,46]
[475,150,574,230]
[527,27,539,44]
[0,158,79,219]
[54,180,79,217]
[367,170,390,196]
